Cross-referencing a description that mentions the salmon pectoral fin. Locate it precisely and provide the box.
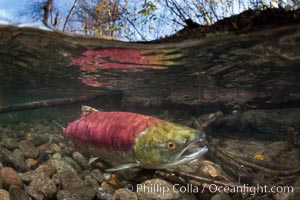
[105,163,142,172]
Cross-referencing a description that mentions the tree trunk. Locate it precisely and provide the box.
[63,0,79,32]
[43,0,53,26]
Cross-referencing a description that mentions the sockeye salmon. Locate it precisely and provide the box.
[64,106,208,172]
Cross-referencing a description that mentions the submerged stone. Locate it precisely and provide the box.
[0,167,23,190]
[9,185,30,200]
[26,177,57,200]
[56,187,96,200]
[0,189,10,200]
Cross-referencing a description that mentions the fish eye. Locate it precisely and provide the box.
[166,140,176,150]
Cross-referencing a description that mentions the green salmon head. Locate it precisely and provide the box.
[133,121,207,169]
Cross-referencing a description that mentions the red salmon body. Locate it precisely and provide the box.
[64,112,162,152]
[64,107,207,172]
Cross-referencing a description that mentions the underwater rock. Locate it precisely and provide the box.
[82,177,99,187]
[210,193,233,200]
[51,152,62,160]
[176,158,201,173]
[113,188,137,200]
[100,182,115,193]
[122,95,163,108]
[0,167,23,190]
[90,169,104,184]
[34,124,49,134]
[136,178,180,200]
[0,189,10,200]
[25,158,38,169]
[46,158,76,173]
[30,135,50,146]
[26,177,57,200]
[91,161,106,171]
[95,187,114,200]
[287,177,300,200]
[0,148,15,168]
[9,149,26,171]
[56,187,96,200]
[37,149,51,162]
[180,192,198,200]
[0,137,18,151]
[39,143,61,154]
[63,156,82,172]
[196,160,233,181]
[210,108,300,140]
[59,142,76,155]
[104,173,122,188]
[58,168,83,189]
[19,165,51,184]
[72,151,89,170]
[9,185,30,200]
[18,140,39,159]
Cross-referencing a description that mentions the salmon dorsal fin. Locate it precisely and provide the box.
[81,105,100,117]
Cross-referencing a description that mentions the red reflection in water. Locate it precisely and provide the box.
[70,48,165,87]
[70,48,164,70]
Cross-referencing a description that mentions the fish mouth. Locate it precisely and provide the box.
[164,132,208,167]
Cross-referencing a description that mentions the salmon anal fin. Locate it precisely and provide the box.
[105,163,142,172]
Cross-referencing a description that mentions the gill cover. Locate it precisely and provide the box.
[133,121,206,168]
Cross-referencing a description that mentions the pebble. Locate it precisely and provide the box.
[63,156,82,172]
[180,192,198,200]
[56,187,96,200]
[0,167,23,190]
[38,149,51,162]
[100,182,115,193]
[58,168,83,189]
[34,124,48,133]
[0,148,17,170]
[287,177,300,200]
[9,185,30,200]
[113,188,137,200]
[72,151,89,169]
[51,152,62,160]
[46,158,76,173]
[83,177,99,187]
[26,177,57,200]
[95,187,114,200]
[18,140,39,159]
[0,189,10,200]
[39,143,61,154]
[103,172,112,181]
[19,165,50,184]
[90,169,104,183]
[107,174,122,188]
[210,193,233,200]
[0,137,18,150]
[92,161,106,170]
[31,135,50,146]
[9,149,26,171]
[25,158,39,169]
[136,179,180,200]
[59,142,75,155]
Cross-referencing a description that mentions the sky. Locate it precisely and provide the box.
[0,0,27,21]
[0,0,293,40]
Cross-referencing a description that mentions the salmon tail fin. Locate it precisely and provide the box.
[81,105,100,117]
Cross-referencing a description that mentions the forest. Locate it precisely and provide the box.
[18,0,300,41]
